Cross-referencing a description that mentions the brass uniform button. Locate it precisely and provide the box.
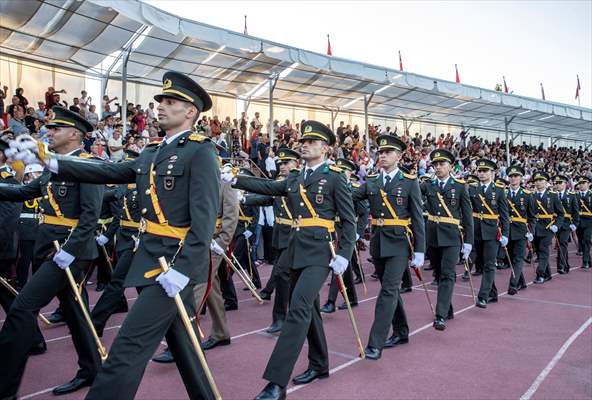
[141,208,147,214]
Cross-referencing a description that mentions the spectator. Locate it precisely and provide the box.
[15,88,28,108]
[44,87,66,109]
[83,130,95,153]
[108,126,124,161]
[146,102,155,121]
[86,104,99,127]
[6,95,20,119]
[69,97,81,114]
[8,105,29,135]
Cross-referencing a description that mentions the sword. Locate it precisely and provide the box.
[0,276,53,325]
[220,251,263,304]
[404,234,435,315]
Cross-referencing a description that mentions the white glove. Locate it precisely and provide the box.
[409,252,425,269]
[132,235,140,251]
[53,249,75,270]
[221,166,235,183]
[461,243,472,260]
[569,224,577,232]
[236,191,245,203]
[526,232,534,242]
[329,255,348,275]
[499,235,508,247]
[210,240,225,255]
[156,268,190,298]
[243,230,253,239]
[550,225,558,233]
[355,233,360,241]
[95,234,109,246]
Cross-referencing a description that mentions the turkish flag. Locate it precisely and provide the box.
[327,35,332,56]
[455,64,460,84]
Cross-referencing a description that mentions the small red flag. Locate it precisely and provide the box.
[455,64,460,83]
[575,75,581,100]
[326,34,332,56]
[503,76,509,93]
[398,50,403,71]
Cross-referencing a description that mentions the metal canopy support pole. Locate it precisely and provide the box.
[330,110,335,132]
[504,115,516,166]
[268,76,277,145]
[364,94,374,154]
[99,77,107,116]
[121,48,130,134]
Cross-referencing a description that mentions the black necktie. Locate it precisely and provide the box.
[385,175,392,187]
[511,191,516,200]
[481,184,487,193]
[305,168,313,181]
[439,181,445,190]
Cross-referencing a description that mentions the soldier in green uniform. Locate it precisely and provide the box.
[0,107,104,398]
[224,121,356,400]
[421,149,473,330]
[468,159,509,308]
[351,135,425,359]
[576,176,592,269]
[94,185,121,291]
[552,175,579,274]
[21,72,220,400]
[530,171,564,284]
[243,148,300,334]
[462,174,480,281]
[350,173,370,285]
[495,178,511,270]
[505,165,535,294]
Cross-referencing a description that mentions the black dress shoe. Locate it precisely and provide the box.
[259,291,272,301]
[95,283,106,292]
[320,302,335,314]
[255,382,286,400]
[584,264,591,270]
[52,377,93,396]
[201,338,231,350]
[338,302,357,310]
[534,277,545,284]
[224,303,238,311]
[400,286,412,293]
[519,283,528,290]
[461,271,469,281]
[433,317,446,331]
[292,369,329,385]
[265,320,283,334]
[507,287,518,295]
[29,341,47,356]
[152,349,174,363]
[353,276,363,284]
[476,298,487,308]
[544,276,552,282]
[46,311,65,324]
[487,297,498,303]
[364,346,382,360]
[384,335,409,348]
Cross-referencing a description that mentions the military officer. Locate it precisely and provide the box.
[576,176,592,269]
[531,171,565,284]
[24,72,220,400]
[351,134,425,359]
[0,107,103,397]
[321,158,360,313]
[94,185,121,291]
[468,159,509,308]
[495,178,511,270]
[421,149,473,330]
[224,120,356,400]
[505,165,535,294]
[553,175,579,274]
[244,148,300,334]
[350,173,370,285]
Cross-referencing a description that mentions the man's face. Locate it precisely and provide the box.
[11,96,19,105]
[279,160,297,176]
[113,130,121,139]
[534,179,547,190]
[378,149,401,170]
[433,160,451,179]
[579,182,590,192]
[157,97,196,130]
[47,126,78,152]
[509,174,522,187]
[477,168,492,183]
[554,181,566,192]
[73,98,79,105]
[14,106,24,119]
[300,139,326,161]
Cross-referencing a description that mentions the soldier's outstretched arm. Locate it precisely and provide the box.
[334,173,356,261]
[460,184,474,245]
[408,181,426,253]
[243,193,274,207]
[50,156,137,184]
[0,176,42,201]
[62,182,104,258]
[233,175,287,196]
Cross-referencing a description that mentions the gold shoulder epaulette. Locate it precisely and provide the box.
[329,165,343,173]
[453,177,465,184]
[368,173,379,179]
[0,171,13,179]
[402,172,417,180]
[289,167,300,173]
[188,133,207,142]
[352,182,361,188]
[495,182,505,188]
[78,152,94,159]
[469,182,478,187]
[523,189,532,194]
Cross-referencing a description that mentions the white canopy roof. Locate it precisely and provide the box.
[1,0,591,141]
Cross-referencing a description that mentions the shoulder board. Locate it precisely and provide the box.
[188,133,208,142]
[1,171,14,179]
[469,182,478,187]
[367,173,379,179]
[495,182,505,188]
[522,189,532,194]
[78,152,94,159]
[568,190,576,195]
[549,190,557,194]
[351,182,361,188]
[289,168,300,174]
[452,177,465,184]
[329,165,343,173]
[127,183,136,190]
[402,172,417,180]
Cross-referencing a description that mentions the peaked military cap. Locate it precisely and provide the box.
[376,134,406,153]
[336,158,356,172]
[46,106,93,133]
[299,120,335,145]
[154,71,212,112]
[575,175,591,185]
[124,149,140,160]
[239,168,255,177]
[350,173,360,182]
[507,165,525,177]
[533,171,550,181]
[430,148,455,164]
[476,159,497,171]
[277,148,300,162]
[553,174,569,184]
[466,174,479,184]
[495,177,509,187]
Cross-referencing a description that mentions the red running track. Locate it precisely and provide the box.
[3,244,591,400]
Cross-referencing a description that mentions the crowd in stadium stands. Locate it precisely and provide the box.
[1,84,590,186]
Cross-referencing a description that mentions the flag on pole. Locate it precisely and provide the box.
[455,64,460,83]
[244,15,248,35]
[540,83,546,100]
[327,34,332,56]
[575,75,581,100]
[503,76,509,93]
[398,50,403,71]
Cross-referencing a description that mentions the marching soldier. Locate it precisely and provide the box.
[94,185,121,291]
[495,178,511,270]
[244,148,300,334]
[321,158,360,313]
[576,176,592,269]
[421,149,473,330]
[225,121,356,400]
[24,72,220,400]
[553,175,579,274]
[468,159,509,308]
[0,107,103,397]
[531,171,565,284]
[505,165,535,294]
[351,173,370,285]
[351,135,425,359]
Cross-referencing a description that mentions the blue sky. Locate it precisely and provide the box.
[146,0,591,108]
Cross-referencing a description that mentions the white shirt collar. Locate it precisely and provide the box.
[164,130,191,145]
[438,175,450,186]
[480,181,491,190]
[304,161,325,173]
[65,148,80,156]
